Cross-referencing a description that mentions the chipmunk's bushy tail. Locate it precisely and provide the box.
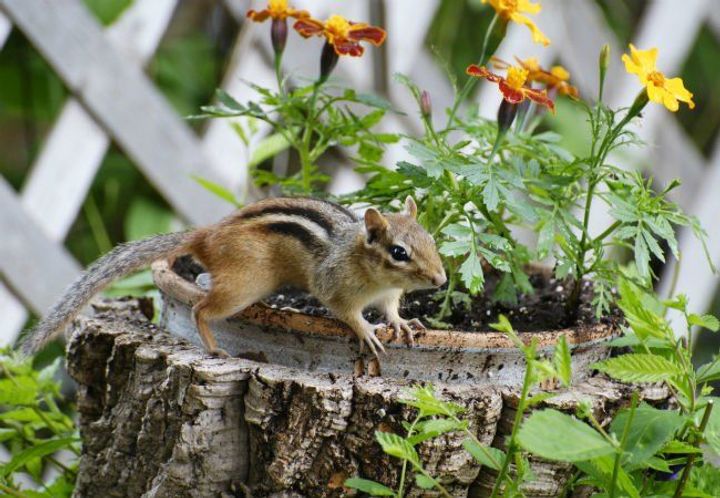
[20,232,190,355]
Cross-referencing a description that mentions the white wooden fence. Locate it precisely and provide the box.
[0,0,718,345]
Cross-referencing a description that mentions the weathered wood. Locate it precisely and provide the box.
[67,299,670,498]
[0,0,232,225]
[0,177,81,313]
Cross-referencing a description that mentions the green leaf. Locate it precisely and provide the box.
[415,474,436,490]
[610,404,685,469]
[417,418,466,436]
[634,234,651,278]
[248,132,292,169]
[483,174,501,212]
[215,88,245,111]
[698,358,720,384]
[375,431,420,465]
[191,176,240,207]
[527,392,557,407]
[518,409,615,462]
[462,439,504,470]
[593,354,681,383]
[459,252,484,294]
[400,384,465,418]
[0,377,37,405]
[355,92,397,112]
[662,440,703,454]
[553,334,572,387]
[343,477,395,496]
[575,455,641,498]
[0,428,16,443]
[688,313,720,332]
[1,436,79,477]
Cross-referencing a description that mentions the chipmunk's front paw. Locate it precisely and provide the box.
[209,347,231,358]
[358,324,386,358]
[388,318,426,345]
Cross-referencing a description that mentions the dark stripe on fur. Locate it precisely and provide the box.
[265,222,327,253]
[19,232,189,355]
[240,205,337,236]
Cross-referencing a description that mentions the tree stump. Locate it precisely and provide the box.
[66,299,670,498]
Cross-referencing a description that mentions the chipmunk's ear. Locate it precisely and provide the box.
[404,196,417,219]
[364,208,388,243]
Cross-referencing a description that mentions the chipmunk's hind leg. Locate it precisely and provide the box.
[192,278,273,357]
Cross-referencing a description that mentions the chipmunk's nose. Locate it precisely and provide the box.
[432,271,447,287]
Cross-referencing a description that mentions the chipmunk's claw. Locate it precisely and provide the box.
[209,347,231,358]
[388,318,425,345]
[359,325,386,358]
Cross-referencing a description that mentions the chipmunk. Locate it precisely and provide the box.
[21,196,446,358]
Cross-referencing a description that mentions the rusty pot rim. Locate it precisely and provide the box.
[151,259,618,351]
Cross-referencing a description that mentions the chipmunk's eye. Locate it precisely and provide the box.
[389,245,410,262]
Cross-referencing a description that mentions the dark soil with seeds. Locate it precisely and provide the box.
[172,255,619,333]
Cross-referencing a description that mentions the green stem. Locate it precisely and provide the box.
[673,400,713,498]
[397,414,421,497]
[438,271,457,320]
[609,393,638,498]
[298,83,322,194]
[591,220,622,246]
[274,52,284,94]
[83,194,112,255]
[490,358,533,498]
[0,483,31,498]
[415,466,453,498]
[445,14,499,129]
[432,210,457,238]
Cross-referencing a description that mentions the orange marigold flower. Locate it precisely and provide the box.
[482,0,549,46]
[246,0,309,22]
[293,14,386,57]
[466,64,555,113]
[493,56,578,98]
[622,44,694,112]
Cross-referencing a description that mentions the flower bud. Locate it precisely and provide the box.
[626,89,649,121]
[319,41,339,85]
[271,18,288,56]
[496,99,518,134]
[420,90,432,119]
[598,43,610,85]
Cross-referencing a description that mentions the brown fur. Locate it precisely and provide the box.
[23,196,445,358]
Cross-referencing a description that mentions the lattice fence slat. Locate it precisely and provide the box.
[0,0,233,225]
[0,0,179,344]
[0,177,81,313]
[0,13,10,46]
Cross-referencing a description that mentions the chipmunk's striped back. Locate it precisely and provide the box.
[227,197,359,256]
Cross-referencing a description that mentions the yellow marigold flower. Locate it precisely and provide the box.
[493,56,579,98]
[622,44,694,112]
[482,0,550,46]
[246,0,309,22]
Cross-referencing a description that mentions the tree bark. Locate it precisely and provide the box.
[66,299,669,498]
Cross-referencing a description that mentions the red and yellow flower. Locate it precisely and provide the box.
[246,0,309,22]
[482,0,549,46]
[622,44,694,112]
[293,14,386,57]
[466,64,555,112]
[492,56,578,98]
